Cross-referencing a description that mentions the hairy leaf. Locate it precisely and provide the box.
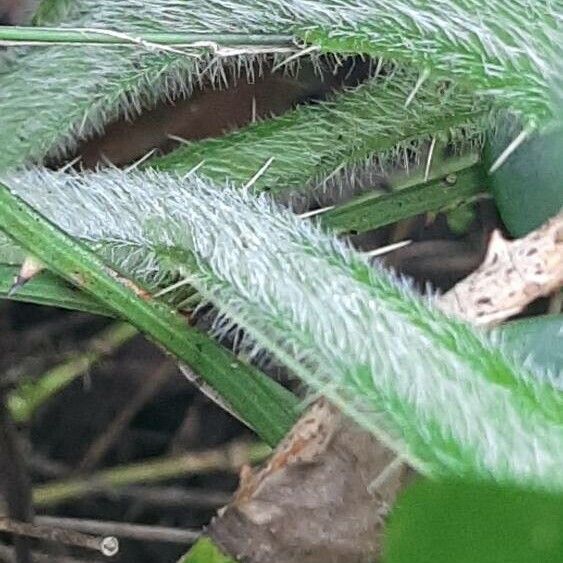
[2,167,562,490]
[0,0,300,169]
[1,0,558,172]
[151,70,485,200]
[293,0,560,126]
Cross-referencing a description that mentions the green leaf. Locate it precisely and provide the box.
[485,116,563,236]
[0,183,299,446]
[180,537,236,563]
[384,479,563,563]
[0,264,114,316]
[6,168,561,490]
[320,160,485,235]
[497,315,563,375]
[151,72,484,200]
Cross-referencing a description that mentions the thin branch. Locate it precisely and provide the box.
[8,322,138,423]
[36,517,200,546]
[0,26,294,49]
[0,518,118,557]
[115,486,230,509]
[33,441,269,507]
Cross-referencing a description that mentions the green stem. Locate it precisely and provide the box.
[0,184,299,446]
[8,322,138,423]
[0,26,294,48]
[33,440,269,507]
[321,162,487,234]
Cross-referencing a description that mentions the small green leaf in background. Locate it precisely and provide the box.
[384,479,563,563]
[8,322,138,423]
[485,115,563,237]
[445,204,476,236]
[498,314,563,376]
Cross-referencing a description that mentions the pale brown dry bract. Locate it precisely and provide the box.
[439,212,563,326]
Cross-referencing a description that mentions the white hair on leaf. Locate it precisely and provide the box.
[2,166,563,491]
[1,0,559,175]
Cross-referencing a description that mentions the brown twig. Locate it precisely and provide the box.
[117,485,230,509]
[0,518,118,557]
[0,391,33,563]
[33,441,269,507]
[208,398,412,562]
[36,517,200,546]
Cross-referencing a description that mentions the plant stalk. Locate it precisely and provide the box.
[0,26,294,48]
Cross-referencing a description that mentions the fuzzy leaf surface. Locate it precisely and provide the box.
[2,168,562,491]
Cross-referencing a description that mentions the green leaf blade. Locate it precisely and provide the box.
[4,168,560,490]
[385,479,563,563]
[0,182,299,446]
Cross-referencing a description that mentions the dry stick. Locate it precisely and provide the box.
[0,518,118,557]
[117,486,231,509]
[30,456,230,509]
[0,393,33,563]
[36,517,200,546]
[77,361,175,472]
